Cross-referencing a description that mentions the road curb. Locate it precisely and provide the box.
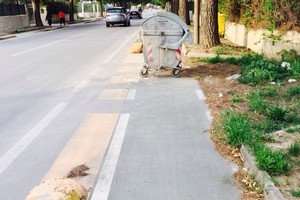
[0,35,16,40]
[240,145,286,200]
[25,177,87,200]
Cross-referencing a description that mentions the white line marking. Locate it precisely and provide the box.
[206,111,212,121]
[126,89,136,100]
[12,34,83,56]
[196,90,206,100]
[90,113,130,200]
[0,102,68,174]
[102,30,139,64]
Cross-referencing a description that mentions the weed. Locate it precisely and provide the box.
[286,126,300,133]
[255,146,290,176]
[291,189,300,197]
[247,90,266,112]
[261,86,278,97]
[289,142,300,157]
[240,68,273,85]
[253,120,283,134]
[221,111,254,147]
[266,105,287,121]
[286,85,300,97]
[232,94,242,103]
[200,55,223,63]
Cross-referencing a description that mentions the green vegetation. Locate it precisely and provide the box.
[289,142,300,157]
[291,189,300,197]
[200,52,300,177]
[255,146,290,176]
[219,0,300,32]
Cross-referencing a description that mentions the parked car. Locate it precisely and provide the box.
[129,8,142,19]
[105,7,130,27]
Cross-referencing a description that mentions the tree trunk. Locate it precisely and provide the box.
[69,0,74,22]
[99,0,103,17]
[199,0,220,48]
[194,0,200,44]
[165,2,171,12]
[171,0,179,15]
[178,0,190,25]
[32,0,43,27]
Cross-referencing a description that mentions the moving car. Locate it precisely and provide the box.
[105,7,130,27]
[129,8,142,19]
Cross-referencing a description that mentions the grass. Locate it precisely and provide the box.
[289,142,300,157]
[199,52,300,176]
[291,189,300,197]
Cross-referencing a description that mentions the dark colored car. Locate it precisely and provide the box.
[105,7,130,27]
[129,8,142,19]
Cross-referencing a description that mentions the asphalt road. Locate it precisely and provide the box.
[0,12,240,200]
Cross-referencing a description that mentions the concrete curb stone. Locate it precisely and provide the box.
[240,145,286,200]
[0,35,16,40]
[25,177,87,200]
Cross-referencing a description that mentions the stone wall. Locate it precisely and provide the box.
[225,22,300,59]
[0,15,29,33]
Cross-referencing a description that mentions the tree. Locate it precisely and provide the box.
[171,0,179,14]
[32,0,43,27]
[199,0,220,48]
[194,0,199,44]
[178,0,190,25]
[69,0,74,22]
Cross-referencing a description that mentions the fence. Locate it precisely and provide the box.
[0,3,26,16]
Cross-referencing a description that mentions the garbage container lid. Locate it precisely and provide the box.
[141,12,189,33]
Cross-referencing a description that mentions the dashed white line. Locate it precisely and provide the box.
[90,113,130,200]
[126,89,136,100]
[0,102,68,174]
[196,89,206,100]
[206,111,212,122]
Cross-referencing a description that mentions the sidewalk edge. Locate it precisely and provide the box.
[240,145,287,200]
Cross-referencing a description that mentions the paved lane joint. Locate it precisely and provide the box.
[90,113,130,200]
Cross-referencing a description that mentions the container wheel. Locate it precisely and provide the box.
[140,69,148,77]
[172,69,180,77]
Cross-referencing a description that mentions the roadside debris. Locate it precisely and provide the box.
[25,177,87,200]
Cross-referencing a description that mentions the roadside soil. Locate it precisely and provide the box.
[180,56,264,200]
[180,44,300,200]
[180,46,300,200]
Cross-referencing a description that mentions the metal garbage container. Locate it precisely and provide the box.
[140,12,192,77]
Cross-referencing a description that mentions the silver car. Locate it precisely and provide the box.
[105,7,131,27]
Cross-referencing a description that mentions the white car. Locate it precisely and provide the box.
[105,7,131,27]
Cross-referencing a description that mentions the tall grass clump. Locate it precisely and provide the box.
[247,90,266,112]
[221,111,254,147]
[286,85,300,97]
[266,105,287,121]
[255,146,290,176]
[289,142,300,157]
